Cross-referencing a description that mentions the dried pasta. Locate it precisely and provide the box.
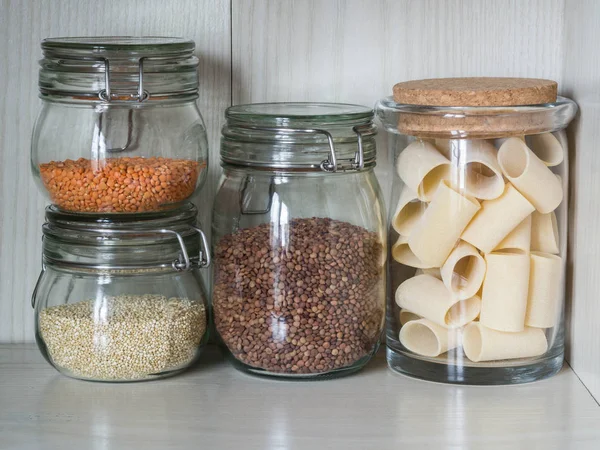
[409,180,480,266]
[497,137,563,213]
[395,274,481,328]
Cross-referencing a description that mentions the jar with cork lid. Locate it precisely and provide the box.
[32,203,211,382]
[31,37,208,214]
[376,78,577,384]
[212,103,386,379]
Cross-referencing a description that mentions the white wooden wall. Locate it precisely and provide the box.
[0,0,231,342]
[0,0,597,399]
[562,0,600,402]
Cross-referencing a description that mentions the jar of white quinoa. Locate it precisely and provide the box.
[32,203,211,382]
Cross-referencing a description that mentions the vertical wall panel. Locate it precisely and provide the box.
[231,0,566,209]
[563,0,600,402]
[0,0,230,342]
[0,0,583,365]
[232,0,565,105]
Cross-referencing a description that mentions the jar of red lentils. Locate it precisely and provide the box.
[31,37,208,213]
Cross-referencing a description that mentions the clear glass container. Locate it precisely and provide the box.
[376,88,577,385]
[31,37,208,213]
[212,103,387,379]
[32,203,211,382]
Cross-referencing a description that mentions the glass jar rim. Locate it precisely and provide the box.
[221,102,377,172]
[44,203,197,231]
[42,203,210,272]
[39,36,199,102]
[375,95,577,138]
[41,36,195,57]
[377,95,575,114]
[225,102,373,126]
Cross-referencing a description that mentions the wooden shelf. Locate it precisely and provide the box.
[1,344,599,449]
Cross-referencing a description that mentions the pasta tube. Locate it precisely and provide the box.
[409,180,480,266]
[450,140,505,200]
[399,309,421,325]
[494,215,532,252]
[497,137,563,213]
[528,132,564,167]
[525,251,563,328]
[463,323,548,362]
[530,211,559,254]
[415,267,442,279]
[434,139,453,159]
[441,241,486,300]
[391,188,427,236]
[396,140,451,201]
[480,250,530,332]
[400,318,459,357]
[493,135,525,149]
[392,235,434,269]
[462,183,535,253]
[395,274,481,328]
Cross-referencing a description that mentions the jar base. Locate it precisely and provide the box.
[224,344,380,381]
[386,346,564,385]
[51,366,190,383]
[37,333,207,383]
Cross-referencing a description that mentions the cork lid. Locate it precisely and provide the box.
[380,77,572,138]
[393,77,557,107]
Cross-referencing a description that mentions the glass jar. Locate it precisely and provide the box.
[31,37,208,213]
[32,203,211,382]
[212,103,386,379]
[376,78,577,384]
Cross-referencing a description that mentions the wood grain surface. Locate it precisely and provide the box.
[1,1,597,406]
[563,0,600,403]
[231,0,566,228]
[0,0,230,342]
[1,345,599,450]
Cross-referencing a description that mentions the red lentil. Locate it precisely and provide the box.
[39,157,204,213]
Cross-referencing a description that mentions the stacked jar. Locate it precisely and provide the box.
[211,103,387,378]
[30,37,211,382]
[376,78,577,384]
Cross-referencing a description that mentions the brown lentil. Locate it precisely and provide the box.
[38,295,207,381]
[39,157,204,213]
[213,217,385,375]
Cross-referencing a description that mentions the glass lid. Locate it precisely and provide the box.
[39,36,199,102]
[44,203,197,231]
[41,37,194,57]
[221,102,377,172]
[226,103,373,127]
[375,96,578,138]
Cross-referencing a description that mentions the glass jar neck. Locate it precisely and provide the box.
[41,204,209,272]
[375,96,578,139]
[39,37,199,104]
[221,103,378,172]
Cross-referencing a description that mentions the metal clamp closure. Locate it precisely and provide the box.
[32,227,209,309]
[239,175,276,215]
[31,236,46,308]
[189,226,211,270]
[98,57,150,103]
[234,124,369,173]
[102,227,211,272]
[41,227,211,272]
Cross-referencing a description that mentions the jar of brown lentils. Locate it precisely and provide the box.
[31,37,208,214]
[212,103,386,379]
